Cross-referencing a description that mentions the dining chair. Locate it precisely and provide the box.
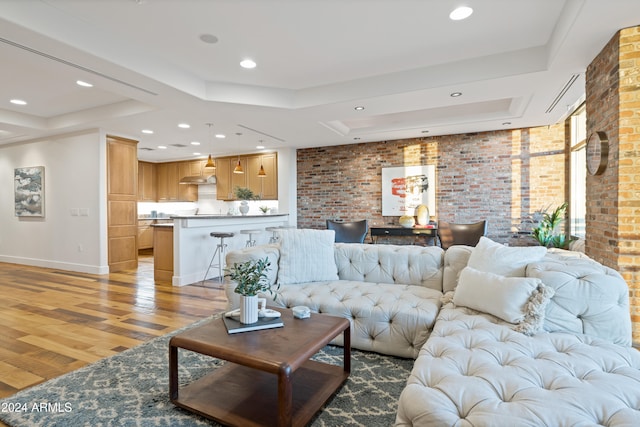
[437,220,487,250]
[326,219,369,243]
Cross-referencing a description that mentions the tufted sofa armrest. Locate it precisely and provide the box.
[527,252,632,346]
[334,243,444,291]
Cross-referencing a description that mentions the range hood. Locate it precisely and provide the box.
[179,175,217,185]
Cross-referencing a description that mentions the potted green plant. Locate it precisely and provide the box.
[225,258,277,323]
[532,202,572,248]
[234,186,259,215]
[259,205,269,214]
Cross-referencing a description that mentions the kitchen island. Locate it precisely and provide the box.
[166,214,290,286]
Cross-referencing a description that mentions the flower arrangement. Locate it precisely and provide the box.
[225,257,278,298]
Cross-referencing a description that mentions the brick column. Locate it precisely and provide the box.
[586,26,640,345]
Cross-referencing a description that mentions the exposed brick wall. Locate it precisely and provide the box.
[297,124,566,246]
[587,26,640,345]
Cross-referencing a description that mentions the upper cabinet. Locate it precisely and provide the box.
[138,160,200,202]
[138,161,156,201]
[216,153,278,200]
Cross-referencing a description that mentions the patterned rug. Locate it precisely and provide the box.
[0,316,414,427]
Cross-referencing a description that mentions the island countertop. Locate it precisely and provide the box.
[168,213,290,286]
[170,213,289,219]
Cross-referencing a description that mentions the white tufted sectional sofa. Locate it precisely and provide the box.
[224,230,640,425]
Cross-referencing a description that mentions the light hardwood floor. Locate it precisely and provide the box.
[0,254,227,401]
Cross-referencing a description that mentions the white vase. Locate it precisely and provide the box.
[240,295,259,324]
[415,204,430,226]
[239,201,250,216]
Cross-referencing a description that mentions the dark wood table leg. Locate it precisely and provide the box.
[343,324,351,374]
[277,365,293,427]
[169,340,178,401]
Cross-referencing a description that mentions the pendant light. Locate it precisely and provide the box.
[233,132,244,173]
[204,123,216,170]
[233,156,244,174]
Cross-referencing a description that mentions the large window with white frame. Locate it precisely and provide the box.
[570,104,586,238]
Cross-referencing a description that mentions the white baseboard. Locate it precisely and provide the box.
[0,255,109,275]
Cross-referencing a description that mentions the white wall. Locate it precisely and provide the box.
[0,129,107,273]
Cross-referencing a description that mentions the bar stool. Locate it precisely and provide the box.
[265,226,281,244]
[265,225,296,244]
[240,229,263,247]
[202,232,235,284]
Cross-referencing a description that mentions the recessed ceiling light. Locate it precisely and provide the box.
[240,59,257,69]
[142,129,154,134]
[178,123,190,129]
[215,134,226,139]
[354,106,365,111]
[10,99,27,105]
[190,141,201,145]
[502,122,512,126]
[256,145,265,149]
[199,33,219,44]
[449,6,473,21]
[354,137,361,140]
[450,92,462,97]
[157,145,167,149]
[76,80,93,87]
[193,152,201,156]
[421,130,429,134]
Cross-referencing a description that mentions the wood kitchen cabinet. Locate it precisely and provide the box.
[138,219,154,249]
[155,161,197,202]
[138,161,156,201]
[216,153,278,200]
[177,161,197,202]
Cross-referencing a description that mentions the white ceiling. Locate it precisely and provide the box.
[1,0,639,162]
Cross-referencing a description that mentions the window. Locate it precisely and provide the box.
[569,104,586,238]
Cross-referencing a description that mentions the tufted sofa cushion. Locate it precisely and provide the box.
[270,280,442,358]
[334,243,444,291]
[396,305,640,426]
[528,250,632,346]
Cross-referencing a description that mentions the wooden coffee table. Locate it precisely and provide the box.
[169,308,351,427]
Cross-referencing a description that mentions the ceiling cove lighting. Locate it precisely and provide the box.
[240,59,257,69]
[10,99,27,105]
[76,80,93,87]
[449,6,473,21]
[204,123,216,170]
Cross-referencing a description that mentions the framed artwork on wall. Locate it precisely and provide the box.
[381,165,435,216]
[15,166,45,217]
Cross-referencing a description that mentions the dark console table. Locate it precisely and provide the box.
[370,226,438,246]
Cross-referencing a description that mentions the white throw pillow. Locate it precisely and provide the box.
[276,229,339,285]
[467,236,547,277]
[453,267,554,335]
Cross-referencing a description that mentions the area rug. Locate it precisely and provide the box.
[0,316,414,427]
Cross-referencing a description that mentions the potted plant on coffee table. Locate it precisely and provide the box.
[225,257,278,324]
